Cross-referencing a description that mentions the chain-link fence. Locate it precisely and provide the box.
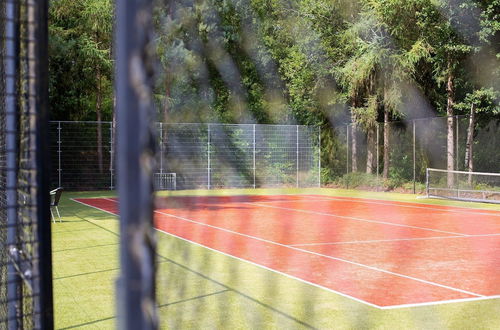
[332,115,500,193]
[1,0,53,328]
[50,121,321,191]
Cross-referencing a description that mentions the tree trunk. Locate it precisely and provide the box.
[366,127,374,174]
[351,102,357,173]
[383,107,389,179]
[163,77,170,122]
[96,68,103,174]
[465,103,475,186]
[446,65,455,188]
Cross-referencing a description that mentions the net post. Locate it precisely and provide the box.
[296,125,299,188]
[413,120,416,194]
[115,0,158,328]
[57,121,62,187]
[207,124,211,190]
[253,124,256,189]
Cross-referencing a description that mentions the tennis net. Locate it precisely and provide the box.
[426,168,500,204]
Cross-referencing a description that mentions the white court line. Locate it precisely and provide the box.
[247,202,468,236]
[293,195,500,217]
[380,295,500,310]
[100,199,482,298]
[290,233,500,247]
[71,198,500,309]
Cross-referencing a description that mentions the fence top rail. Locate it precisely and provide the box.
[336,114,486,129]
[49,121,320,128]
[427,168,500,177]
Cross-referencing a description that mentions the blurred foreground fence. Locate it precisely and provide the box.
[49,122,321,190]
[1,0,53,328]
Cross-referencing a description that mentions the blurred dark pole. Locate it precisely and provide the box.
[115,0,158,329]
[34,0,54,328]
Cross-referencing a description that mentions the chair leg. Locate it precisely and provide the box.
[50,208,55,223]
[56,206,61,222]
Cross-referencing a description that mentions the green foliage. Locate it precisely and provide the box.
[49,0,114,121]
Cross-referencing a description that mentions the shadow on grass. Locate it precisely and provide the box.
[66,203,317,329]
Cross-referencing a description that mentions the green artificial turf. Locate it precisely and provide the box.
[52,189,500,329]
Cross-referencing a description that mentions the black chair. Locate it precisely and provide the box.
[50,187,63,223]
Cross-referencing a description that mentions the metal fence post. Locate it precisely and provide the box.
[296,125,299,188]
[57,121,62,187]
[413,120,416,194]
[318,126,321,188]
[346,124,349,189]
[115,0,157,328]
[376,123,379,191]
[426,168,429,197]
[253,124,256,189]
[455,115,458,171]
[207,124,211,190]
[110,122,114,190]
[159,122,163,174]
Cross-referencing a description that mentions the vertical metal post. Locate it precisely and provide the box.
[455,115,459,196]
[413,120,416,194]
[426,168,429,197]
[5,0,21,326]
[455,115,459,171]
[207,124,211,190]
[253,124,256,189]
[296,125,299,188]
[57,121,62,187]
[318,126,321,188]
[159,122,163,174]
[115,0,157,328]
[109,122,114,190]
[346,124,349,189]
[34,0,54,327]
[376,123,379,191]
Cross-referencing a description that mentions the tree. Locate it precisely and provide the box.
[49,0,113,173]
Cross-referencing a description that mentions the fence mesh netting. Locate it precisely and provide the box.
[1,0,51,328]
[332,116,500,193]
[49,122,321,190]
[0,0,7,324]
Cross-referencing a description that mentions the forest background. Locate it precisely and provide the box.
[48,0,499,187]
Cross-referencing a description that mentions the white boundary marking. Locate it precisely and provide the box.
[289,233,500,247]
[298,195,500,217]
[101,198,482,297]
[70,197,500,309]
[247,202,468,236]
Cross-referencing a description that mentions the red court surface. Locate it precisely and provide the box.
[73,194,500,309]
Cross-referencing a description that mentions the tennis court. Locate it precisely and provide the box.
[73,194,500,309]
